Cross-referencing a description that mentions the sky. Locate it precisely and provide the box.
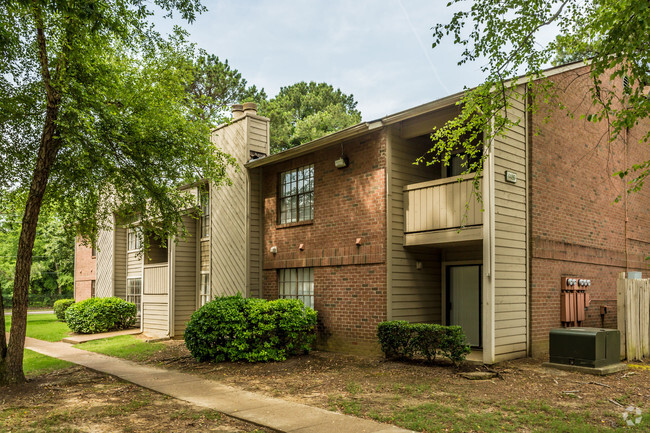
[151,1,488,121]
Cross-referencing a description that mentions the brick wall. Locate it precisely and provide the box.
[74,240,96,302]
[529,66,650,355]
[261,130,387,353]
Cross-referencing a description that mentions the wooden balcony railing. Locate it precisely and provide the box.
[404,174,482,236]
[143,263,168,295]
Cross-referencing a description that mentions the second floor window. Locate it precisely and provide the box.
[279,164,314,224]
[127,227,142,251]
[200,190,210,238]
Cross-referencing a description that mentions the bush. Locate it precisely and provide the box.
[65,297,137,334]
[377,321,471,365]
[53,298,75,321]
[184,294,317,363]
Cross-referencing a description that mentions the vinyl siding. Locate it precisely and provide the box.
[249,168,263,298]
[210,119,248,297]
[114,226,127,299]
[493,88,528,359]
[126,251,142,277]
[200,239,210,273]
[143,302,168,333]
[95,227,114,298]
[388,125,443,322]
[174,214,197,336]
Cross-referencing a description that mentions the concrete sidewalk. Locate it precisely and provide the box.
[24,337,412,433]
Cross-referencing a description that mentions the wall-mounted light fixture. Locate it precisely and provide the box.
[335,143,349,169]
[270,246,278,254]
[355,237,362,246]
[299,243,305,251]
[416,260,423,270]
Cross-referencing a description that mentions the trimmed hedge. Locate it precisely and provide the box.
[65,297,137,334]
[377,321,471,365]
[53,298,75,321]
[184,294,317,363]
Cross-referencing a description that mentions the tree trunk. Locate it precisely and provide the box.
[0,7,63,384]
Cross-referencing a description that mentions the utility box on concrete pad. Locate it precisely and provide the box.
[549,328,620,368]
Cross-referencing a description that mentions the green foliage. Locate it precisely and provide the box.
[184,294,317,363]
[377,321,471,365]
[259,81,362,154]
[65,297,136,334]
[188,53,267,125]
[428,0,650,196]
[53,299,75,321]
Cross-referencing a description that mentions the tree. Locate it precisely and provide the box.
[188,53,267,125]
[424,0,649,195]
[260,82,362,154]
[0,0,233,384]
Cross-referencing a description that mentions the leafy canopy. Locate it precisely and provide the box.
[424,0,649,195]
[260,81,362,154]
[188,53,267,125]
[0,0,233,249]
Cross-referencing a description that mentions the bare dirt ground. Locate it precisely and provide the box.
[145,341,650,431]
[0,366,271,433]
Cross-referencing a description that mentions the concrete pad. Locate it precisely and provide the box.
[62,328,141,344]
[288,414,403,433]
[542,362,627,376]
[233,401,338,432]
[460,371,498,380]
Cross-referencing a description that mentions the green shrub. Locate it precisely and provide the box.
[377,321,471,365]
[53,299,75,321]
[184,294,317,363]
[65,297,137,334]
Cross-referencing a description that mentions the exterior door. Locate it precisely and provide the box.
[446,265,482,347]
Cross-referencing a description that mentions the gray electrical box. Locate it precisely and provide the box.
[549,328,620,368]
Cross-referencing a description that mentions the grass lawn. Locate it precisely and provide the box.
[22,349,72,376]
[4,313,71,342]
[77,335,165,361]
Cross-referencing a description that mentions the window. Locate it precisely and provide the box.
[127,227,142,251]
[200,190,210,239]
[91,246,97,257]
[279,164,314,224]
[127,278,142,318]
[278,268,314,309]
[90,280,96,298]
[199,273,210,307]
[446,152,481,178]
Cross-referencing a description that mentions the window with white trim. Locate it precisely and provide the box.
[278,268,314,309]
[127,278,142,318]
[200,190,210,239]
[279,164,314,224]
[199,273,210,307]
[127,227,142,251]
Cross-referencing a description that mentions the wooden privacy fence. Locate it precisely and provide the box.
[617,273,650,360]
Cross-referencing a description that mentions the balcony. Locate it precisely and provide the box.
[404,174,483,246]
[143,263,169,295]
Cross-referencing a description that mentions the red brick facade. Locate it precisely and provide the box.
[261,130,387,353]
[74,240,96,302]
[529,66,650,355]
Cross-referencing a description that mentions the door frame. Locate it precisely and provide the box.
[442,261,483,348]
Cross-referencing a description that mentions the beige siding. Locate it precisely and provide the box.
[210,119,249,297]
[249,168,263,298]
[493,88,528,359]
[174,215,197,336]
[247,116,270,155]
[200,239,210,273]
[143,302,168,333]
[126,251,142,277]
[95,227,114,298]
[114,226,127,299]
[388,126,442,322]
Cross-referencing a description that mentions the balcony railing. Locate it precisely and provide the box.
[404,175,482,245]
[143,263,168,295]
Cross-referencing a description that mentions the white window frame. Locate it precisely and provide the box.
[126,277,142,319]
[279,164,314,224]
[127,227,142,252]
[199,272,210,307]
[278,268,314,309]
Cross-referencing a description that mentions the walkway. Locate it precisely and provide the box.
[24,337,412,433]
